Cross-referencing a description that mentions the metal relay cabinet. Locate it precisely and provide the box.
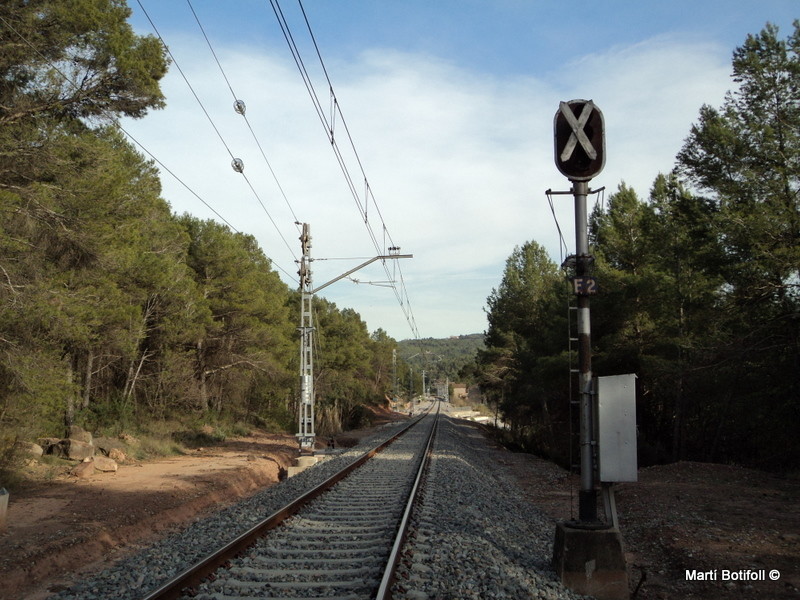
[597,373,638,483]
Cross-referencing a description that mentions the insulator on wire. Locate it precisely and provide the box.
[231,158,244,173]
[233,99,246,115]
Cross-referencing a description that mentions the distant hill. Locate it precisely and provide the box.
[397,334,484,382]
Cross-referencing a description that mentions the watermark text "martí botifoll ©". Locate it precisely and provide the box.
[685,569,780,581]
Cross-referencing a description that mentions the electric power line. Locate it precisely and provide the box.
[137,0,300,268]
[187,0,302,230]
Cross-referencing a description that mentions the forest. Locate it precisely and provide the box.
[475,22,800,471]
[397,334,483,396]
[0,1,400,469]
[1,3,797,479]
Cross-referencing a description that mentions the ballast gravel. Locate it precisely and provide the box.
[392,415,591,600]
[46,419,416,600]
[48,409,592,600]
[191,416,435,599]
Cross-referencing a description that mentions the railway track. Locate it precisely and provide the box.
[48,402,583,600]
[141,404,438,600]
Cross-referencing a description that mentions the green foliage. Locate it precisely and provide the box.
[312,300,395,434]
[173,428,227,449]
[131,436,184,461]
[478,22,800,471]
[0,348,74,436]
[0,1,402,462]
[475,241,568,461]
[673,21,800,468]
[0,0,168,124]
[255,402,295,433]
[397,334,484,391]
[81,394,137,435]
[180,215,295,416]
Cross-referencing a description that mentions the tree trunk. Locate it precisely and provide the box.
[82,349,93,410]
[125,351,150,403]
[64,353,76,433]
[196,340,209,412]
[708,372,739,462]
[671,380,684,462]
[671,276,687,462]
[124,298,156,404]
[541,396,556,454]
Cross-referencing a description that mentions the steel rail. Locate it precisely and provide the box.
[140,411,429,600]
[375,402,440,599]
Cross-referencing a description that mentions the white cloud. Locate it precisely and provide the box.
[559,34,732,192]
[122,32,734,340]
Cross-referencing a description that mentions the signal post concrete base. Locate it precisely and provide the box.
[287,454,318,478]
[552,521,629,600]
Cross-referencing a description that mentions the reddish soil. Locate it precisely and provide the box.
[1,431,295,600]
[484,423,800,600]
[2,410,798,600]
[0,407,408,600]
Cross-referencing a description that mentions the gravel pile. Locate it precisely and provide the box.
[393,415,590,600]
[46,419,416,600]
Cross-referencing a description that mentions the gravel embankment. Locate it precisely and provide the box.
[47,418,418,600]
[191,415,435,599]
[393,415,590,600]
[49,409,593,600]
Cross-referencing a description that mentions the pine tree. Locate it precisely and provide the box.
[676,21,800,467]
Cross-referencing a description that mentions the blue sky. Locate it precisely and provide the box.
[122,1,798,340]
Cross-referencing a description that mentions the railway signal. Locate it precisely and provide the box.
[554,100,605,181]
[554,99,604,524]
[550,99,629,599]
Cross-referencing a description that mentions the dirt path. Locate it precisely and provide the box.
[1,431,299,600]
[0,407,410,600]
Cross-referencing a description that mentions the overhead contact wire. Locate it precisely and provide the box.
[269,0,375,236]
[297,0,398,247]
[297,0,418,337]
[271,0,420,338]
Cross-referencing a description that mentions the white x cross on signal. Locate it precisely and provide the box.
[559,101,597,162]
